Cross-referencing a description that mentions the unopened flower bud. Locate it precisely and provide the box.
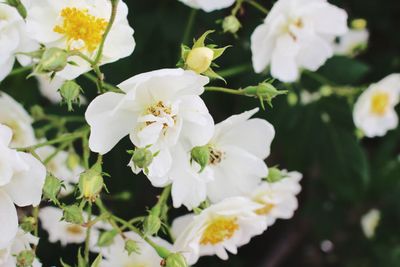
[191,145,210,173]
[351,18,367,30]
[16,250,35,267]
[266,167,283,183]
[63,205,84,224]
[243,82,287,109]
[30,105,45,120]
[125,239,140,255]
[39,47,68,72]
[143,213,162,236]
[43,174,62,204]
[59,80,82,111]
[164,253,188,267]
[78,169,104,202]
[287,92,298,106]
[132,147,153,170]
[20,216,36,233]
[222,15,241,34]
[186,47,214,74]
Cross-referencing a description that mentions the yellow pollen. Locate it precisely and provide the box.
[54,7,108,52]
[370,92,390,116]
[255,203,275,215]
[66,225,84,235]
[200,217,239,245]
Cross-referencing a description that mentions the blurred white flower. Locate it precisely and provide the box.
[334,28,369,57]
[172,197,267,265]
[0,229,41,267]
[178,0,235,12]
[251,0,348,82]
[250,170,302,226]
[26,0,136,80]
[0,2,38,82]
[97,232,171,267]
[0,124,46,250]
[353,74,400,137]
[361,209,380,239]
[85,68,214,186]
[36,146,84,196]
[0,92,36,148]
[39,206,106,246]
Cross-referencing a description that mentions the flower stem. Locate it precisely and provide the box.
[217,64,252,78]
[82,72,123,93]
[244,0,268,15]
[84,203,93,262]
[182,9,197,45]
[8,65,32,77]
[205,86,244,96]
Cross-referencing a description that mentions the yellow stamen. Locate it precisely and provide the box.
[200,217,239,245]
[371,92,390,116]
[255,203,275,215]
[66,225,84,235]
[54,7,108,52]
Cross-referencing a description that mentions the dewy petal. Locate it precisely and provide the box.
[0,190,18,249]
[85,92,135,154]
[270,34,300,82]
[3,152,46,207]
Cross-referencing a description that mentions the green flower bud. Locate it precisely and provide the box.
[243,82,287,109]
[165,253,188,267]
[222,15,241,34]
[351,18,367,30]
[186,47,214,74]
[143,213,162,236]
[59,80,82,111]
[191,145,210,173]
[319,86,333,97]
[16,250,35,267]
[63,205,84,224]
[132,147,154,170]
[266,167,283,183]
[20,216,36,233]
[287,92,298,106]
[78,169,104,202]
[125,239,140,255]
[43,174,62,204]
[97,230,118,247]
[38,48,68,73]
[67,152,81,171]
[30,105,45,120]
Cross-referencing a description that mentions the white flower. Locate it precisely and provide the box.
[172,197,267,265]
[36,146,84,195]
[178,0,235,12]
[250,170,302,226]
[26,0,135,80]
[361,209,380,239]
[98,232,171,267]
[0,1,38,82]
[334,28,369,57]
[251,0,348,82]
[85,68,214,186]
[0,229,41,267]
[353,74,400,137]
[0,92,36,148]
[39,206,106,246]
[0,124,46,250]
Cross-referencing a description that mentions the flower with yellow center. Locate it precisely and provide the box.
[26,0,136,80]
[353,74,400,137]
[172,197,267,265]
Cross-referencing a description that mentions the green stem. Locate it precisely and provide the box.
[84,204,93,262]
[82,73,123,93]
[33,206,39,236]
[182,9,197,45]
[231,0,244,15]
[217,64,252,78]
[244,0,268,14]
[303,70,335,86]
[205,86,244,96]
[43,141,71,164]
[8,65,32,77]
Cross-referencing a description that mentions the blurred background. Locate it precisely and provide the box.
[2,0,400,266]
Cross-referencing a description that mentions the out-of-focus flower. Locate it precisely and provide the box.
[251,0,348,82]
[178,0,235,12]
[361,209,380,239]
[0,92,36,148]
[353,74,400,137]
[172,197,267,265]
[334,28,369,57]
[26,0,136,79]
[0,124,46,250]
[85,68,214,187]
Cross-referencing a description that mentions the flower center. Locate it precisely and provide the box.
[255,203,275,215]
[370,92,390,116]
[209,147,224,165]
[53,7,108,52]
[200,217,239,245]
[66,225,84,235]
[145,101,176,129]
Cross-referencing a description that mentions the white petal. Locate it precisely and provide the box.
[270,34,300,82]
[251,23,275,73]
[297,35,333,71]
[0,190,18,249]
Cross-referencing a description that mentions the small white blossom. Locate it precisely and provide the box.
[0,92,36,148]
[85,68,214,187]
[178,0,235,12]
[353,74,400,137]
[334,28,369,57]
[250,170,302,226]
[172,197,267,265]
[0,229,41,267]
[0,1,38,82]
[361,209,380,239]
[0,124,46,250]
[251,0,348,82]
[26,0,136,80]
